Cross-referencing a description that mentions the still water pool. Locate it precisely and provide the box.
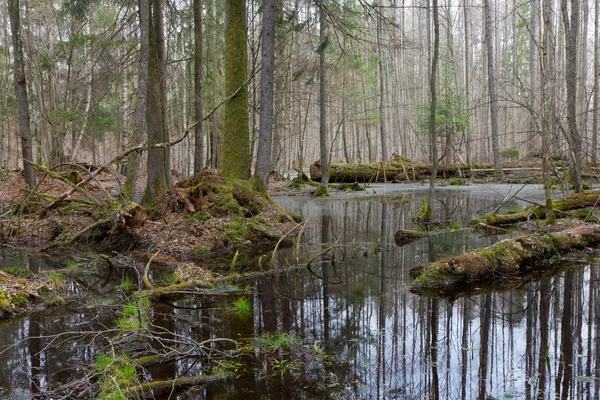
[1,184,597,399]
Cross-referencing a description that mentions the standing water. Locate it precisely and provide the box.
[0,184,598,399]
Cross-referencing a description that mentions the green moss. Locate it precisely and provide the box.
[222,0,251,180]
[95,353,140,400]
[313,185,329,197]
[0,266,33,277]
[11,292,28,308]
[0,291,10,312]
[412,199,432,222]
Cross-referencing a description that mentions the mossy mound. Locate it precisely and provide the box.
[179,171,272,218]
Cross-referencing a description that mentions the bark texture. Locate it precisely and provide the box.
[255,0,276,186]
[222,0,251,180]
[8,0,35,189]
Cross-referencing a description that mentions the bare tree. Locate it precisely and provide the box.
[429,0,440,197]
[255,0,277,187]
[483,0,503,178]
[377,2,387,161]
[143,0,169,203]
[561,0,582,192]
[124,0,150,199]
[316,0,329,196]
[592,0,599,165]
[8,0,35,189]
[193,0,204,174]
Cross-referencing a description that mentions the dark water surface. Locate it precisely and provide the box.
[1,184,599,399]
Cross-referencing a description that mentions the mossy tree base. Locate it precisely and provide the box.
[312,185,329,197]
[409,224,600,290]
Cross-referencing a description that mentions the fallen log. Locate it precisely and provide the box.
[474,190,600,226]
[409,224,600,289]
[394,229,435,246]
[127,374,230,398]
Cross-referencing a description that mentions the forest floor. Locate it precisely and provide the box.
[0,170,298,260]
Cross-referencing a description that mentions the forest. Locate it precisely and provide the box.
[2,0,600,398]
[0,0,597,192]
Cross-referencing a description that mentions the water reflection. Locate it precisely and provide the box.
[1,185,599,399]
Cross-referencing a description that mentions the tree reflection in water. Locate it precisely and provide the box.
[1,186,599,399]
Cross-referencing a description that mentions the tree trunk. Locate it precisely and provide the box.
[271,0,285,176]
[377,4,388,161]
[592,0,599,166]
[124,0,150,199]
[561,0,582,192]
[255,0,276,187]
[429,0,440,197]
[142,0,168,203]
[483,0,503,178]
[8,0,35,189]
[528,0,539,153]
[155,0,171,189]
[193,0,205,174]
[317,1,329,193]
[222,0,251,179]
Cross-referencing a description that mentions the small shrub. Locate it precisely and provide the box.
[120,276,135,296]
[501,147,520,161]
[230,297,252,317]
[448,177,461,186]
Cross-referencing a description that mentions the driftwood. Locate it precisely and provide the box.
[475,190,600,226]
[409,225,600,290]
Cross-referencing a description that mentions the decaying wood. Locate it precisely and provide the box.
[409,224,600,289]
[475,190,600,226]
[394,229,434,246]
[309,159,567,184]
[127,374,229,398]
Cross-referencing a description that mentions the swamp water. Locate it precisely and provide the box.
[0,184,599,399]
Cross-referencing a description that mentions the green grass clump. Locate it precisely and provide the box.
[94,353,139,400]
[120,276,135,296]
[196,247,211,255]
[187,214,209,222]
[230,297,252,317]
[48,272,66,291]
[252,332,302,352]
[0,267,33,277]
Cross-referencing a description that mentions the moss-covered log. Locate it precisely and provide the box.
[475,190,600,226]
[127,374,229,398]
[308,159,561,183]
[409,225,600,289]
